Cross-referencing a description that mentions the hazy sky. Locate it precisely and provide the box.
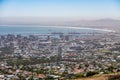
[0,0,120,20]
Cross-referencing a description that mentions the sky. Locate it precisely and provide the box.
[0,0,120,20]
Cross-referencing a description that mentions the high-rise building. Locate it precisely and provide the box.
[57,46,62,64]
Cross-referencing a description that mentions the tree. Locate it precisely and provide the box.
[74,73,84,78]
[86,71,98,77]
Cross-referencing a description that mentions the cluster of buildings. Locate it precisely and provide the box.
[0,32,120,79]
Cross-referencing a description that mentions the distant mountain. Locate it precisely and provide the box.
[0,17,120,32]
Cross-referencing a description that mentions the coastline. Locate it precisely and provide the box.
[52,26,115,33]
[0,25,115,33]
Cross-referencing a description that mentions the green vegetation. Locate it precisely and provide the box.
[7,56,57,66]
[110,47,120,52]
[74,72,84,78]
[86,71,99,77]
[0,47,13,54]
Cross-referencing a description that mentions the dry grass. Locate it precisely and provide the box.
[70,73,120,80]
[76,75,108,80]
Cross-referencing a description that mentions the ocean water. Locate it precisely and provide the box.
[0,26,106,35]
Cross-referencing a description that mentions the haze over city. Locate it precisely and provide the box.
[0,0,120,32]
[0,0,120,20]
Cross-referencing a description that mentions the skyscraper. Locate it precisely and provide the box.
[57,46,62,64]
